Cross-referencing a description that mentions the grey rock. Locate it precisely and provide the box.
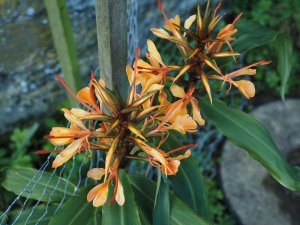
[221,100,300,225]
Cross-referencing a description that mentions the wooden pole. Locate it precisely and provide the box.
[45,0,82,107]
[95,0,128,98]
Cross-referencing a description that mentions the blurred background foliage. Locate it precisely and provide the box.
[0,0,299,224]
[226,0,300,101]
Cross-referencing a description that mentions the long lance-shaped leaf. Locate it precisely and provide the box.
[153,170,170,225]
[8,206,56,225]
[275,33,293,100]
[200,97,300,191]
[1,167,76,202]
[163,135,211,221]
[49,187,98,225]
[129,174,211,225]
[233,20,278,53]
[102,170,142,225]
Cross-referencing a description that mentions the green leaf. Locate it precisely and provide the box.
[275,33,293,100]
[200,98,300,191]
[170,157,211,222]
[8,206,56,225]
[102,170,141,225]
[162,135,211,221]
[129,174,211,225]
[87,209,102,225]
[49,187,98,225]
[2,167,76,202]
[153,170,170,225]
[234,20,278,52]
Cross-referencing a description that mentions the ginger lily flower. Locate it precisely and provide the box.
[208,60,271,99]
[87,168,125,207]
[152,85,204,134]
[161,149,191,175]
[41,109,92,168]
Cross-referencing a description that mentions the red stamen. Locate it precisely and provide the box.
[228,60,271,78]
[167,143,198,155]
[55,74,95,112]
[213,0,222,19]
[35,149,63,154]
[232,12,243,26]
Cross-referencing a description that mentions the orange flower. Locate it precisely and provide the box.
[208,61,271,99]
[161,149,191,175]
[87,168,125,207]
[151,85,204,134]
[44,109,92,168]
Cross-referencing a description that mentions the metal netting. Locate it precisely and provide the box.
[0,1,247,224]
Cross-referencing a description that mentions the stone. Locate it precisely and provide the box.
[221,100,300,225]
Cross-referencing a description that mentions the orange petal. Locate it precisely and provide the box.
[77,87,94,106]
[232,80,255,99]
[61,108,87,131]
[168,114,197,134]
[163,160,180,175]
[158,92,169,105]
[191,100,205,126]
[115,178,125,206]
[201,73,212,104]
[151,28,170,39]
[70,108,91,118]
[93,182,109,207]
[184,14,196,29]
[126,64,134,85]
[170,85,186,98]
[87,168,105,180]
[87,182,109,207]
[142,145,167,171]
[147,39,164,66]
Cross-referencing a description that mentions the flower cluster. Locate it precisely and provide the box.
[39,0,270,207]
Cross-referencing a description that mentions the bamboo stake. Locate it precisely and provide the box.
[45,0,82,107]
